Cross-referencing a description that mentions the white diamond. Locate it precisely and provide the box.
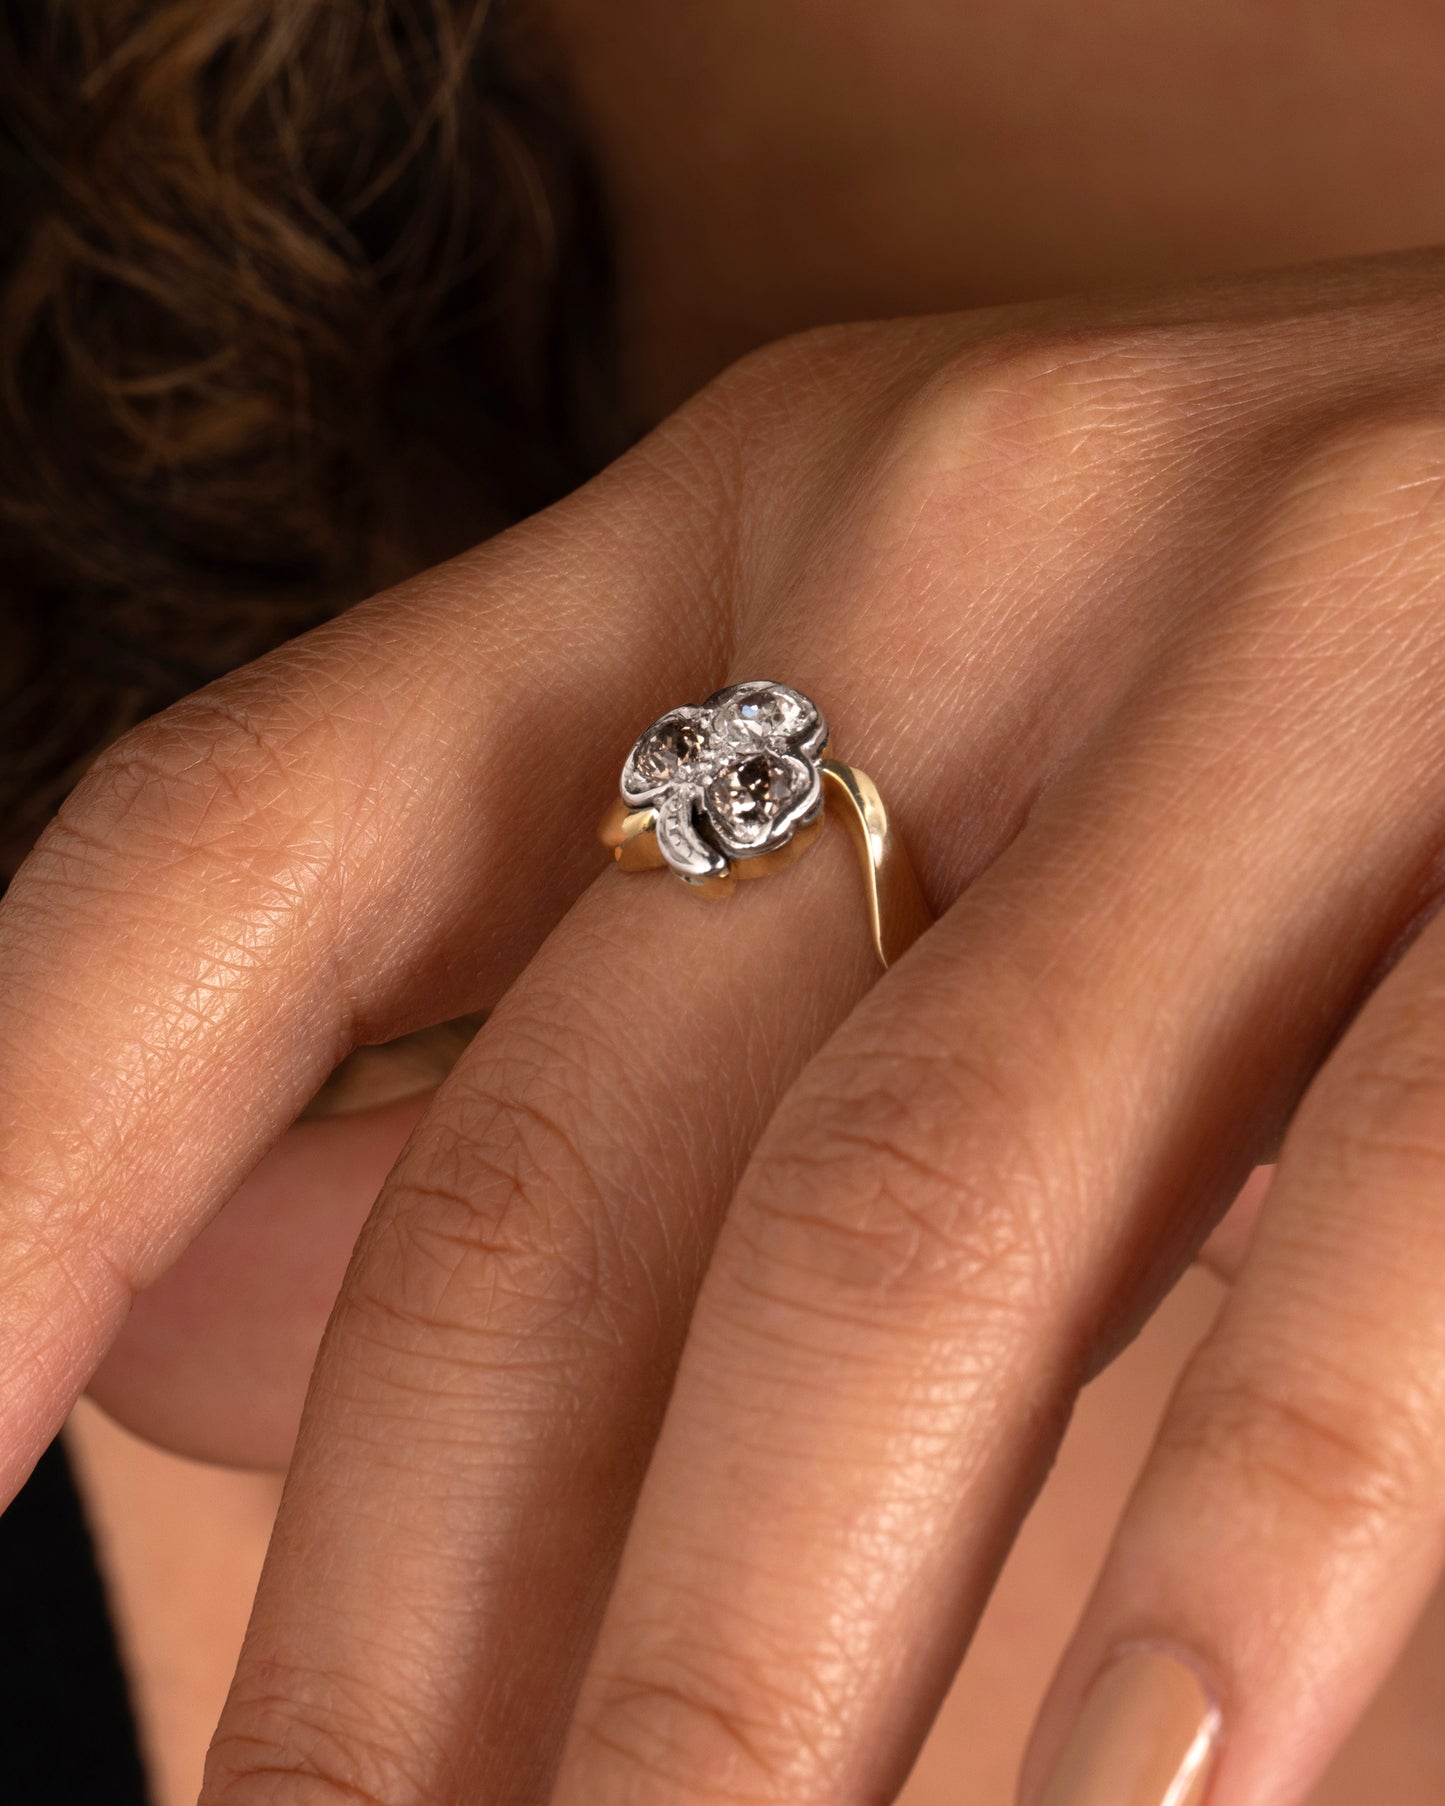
[716,686,810,750]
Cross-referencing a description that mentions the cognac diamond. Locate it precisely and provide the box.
[632,717,708,789]
[704,753,801,845]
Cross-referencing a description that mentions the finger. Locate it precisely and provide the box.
[199,322,1269,1804]
[1020,904,1445,1806]
[543,419,1445,1805]
[85,1087,434,1469]
[0,437,734,1498]
[0,295,1377,1493]
[202,808,879,1806]
[1195,1163,1273,1282]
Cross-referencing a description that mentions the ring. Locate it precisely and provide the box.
[597,680,932,970]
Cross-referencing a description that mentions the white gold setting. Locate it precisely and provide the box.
[619,680,829,882]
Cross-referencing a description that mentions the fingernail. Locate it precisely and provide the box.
[1035,1646,1221,1806]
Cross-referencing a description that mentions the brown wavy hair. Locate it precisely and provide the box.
[0,0,617,877]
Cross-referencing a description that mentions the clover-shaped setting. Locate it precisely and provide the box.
[620,680,829,882]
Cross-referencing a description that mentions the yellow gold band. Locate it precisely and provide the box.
[598,754,931,971]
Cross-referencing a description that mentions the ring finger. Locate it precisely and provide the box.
[545,423,1445,1805]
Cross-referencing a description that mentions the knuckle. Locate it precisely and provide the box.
[703,318,1211,541]
[904,324,1202,462]
[207,1757,398,1806]
[1160,1346,1443,1535]
[852,325,1208,569]
[704,317,898,424]
[42,688,342,898]
[674,318,913,525]
[740,1039,1068,1328]
[579,1637,810,1801]
[207,1677,445,1806]
[343,1081,624,1387]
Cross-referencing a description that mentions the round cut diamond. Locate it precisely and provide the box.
[716,686,810,749]
[632,716,708,789]
[704,753,802,845]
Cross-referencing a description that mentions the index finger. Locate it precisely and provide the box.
[0,437,730,1498]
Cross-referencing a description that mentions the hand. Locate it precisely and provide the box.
[8,246,1445,1806]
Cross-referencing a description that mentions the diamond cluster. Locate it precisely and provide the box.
[620,680,828,881]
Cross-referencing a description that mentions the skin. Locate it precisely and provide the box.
[71,1276,1245,1806]
[538,0,1445,411]
[7,261,1445,1806]
[12,3,1445,1802]
[93,0,1445,1472]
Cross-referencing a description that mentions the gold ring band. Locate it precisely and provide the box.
[597,681,932,971]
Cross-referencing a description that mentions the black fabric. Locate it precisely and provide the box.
[0,1436,149,1803]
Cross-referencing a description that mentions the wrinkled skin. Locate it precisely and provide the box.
[9,250,1445,1806]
